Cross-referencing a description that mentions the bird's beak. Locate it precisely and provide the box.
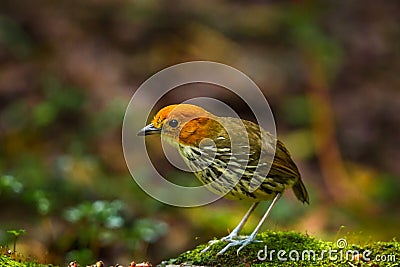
[137,123,161,136]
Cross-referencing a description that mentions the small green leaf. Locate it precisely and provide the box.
[6,229,26,237]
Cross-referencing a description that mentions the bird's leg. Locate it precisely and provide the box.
[223,202,260,240]
[217,193,282,255]
[200,202,259,253]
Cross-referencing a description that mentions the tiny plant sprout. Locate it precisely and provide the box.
[6,229,26,252]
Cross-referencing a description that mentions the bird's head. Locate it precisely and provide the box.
[137,104,221,147]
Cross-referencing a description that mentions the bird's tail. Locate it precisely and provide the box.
[292,179,309,204]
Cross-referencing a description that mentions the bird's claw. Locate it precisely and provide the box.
[216,237,256,255]
[217,241,237,255]
[201,239,220,253]
[200,234,239,253]
[202,235,260,255]
[236,238,254,255]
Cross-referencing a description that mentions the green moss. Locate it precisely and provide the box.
[0,253,56,267]
[163,231,399,267]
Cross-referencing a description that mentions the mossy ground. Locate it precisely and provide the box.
[1,232,398,267]
[162,231,399,267]
[0,247,55,267]
[0,255,55,267]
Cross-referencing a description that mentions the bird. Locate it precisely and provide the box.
[137,104,309,255]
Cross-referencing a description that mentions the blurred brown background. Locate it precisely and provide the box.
[1,0,399,266]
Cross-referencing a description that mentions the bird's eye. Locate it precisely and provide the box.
[168,119,179,128]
